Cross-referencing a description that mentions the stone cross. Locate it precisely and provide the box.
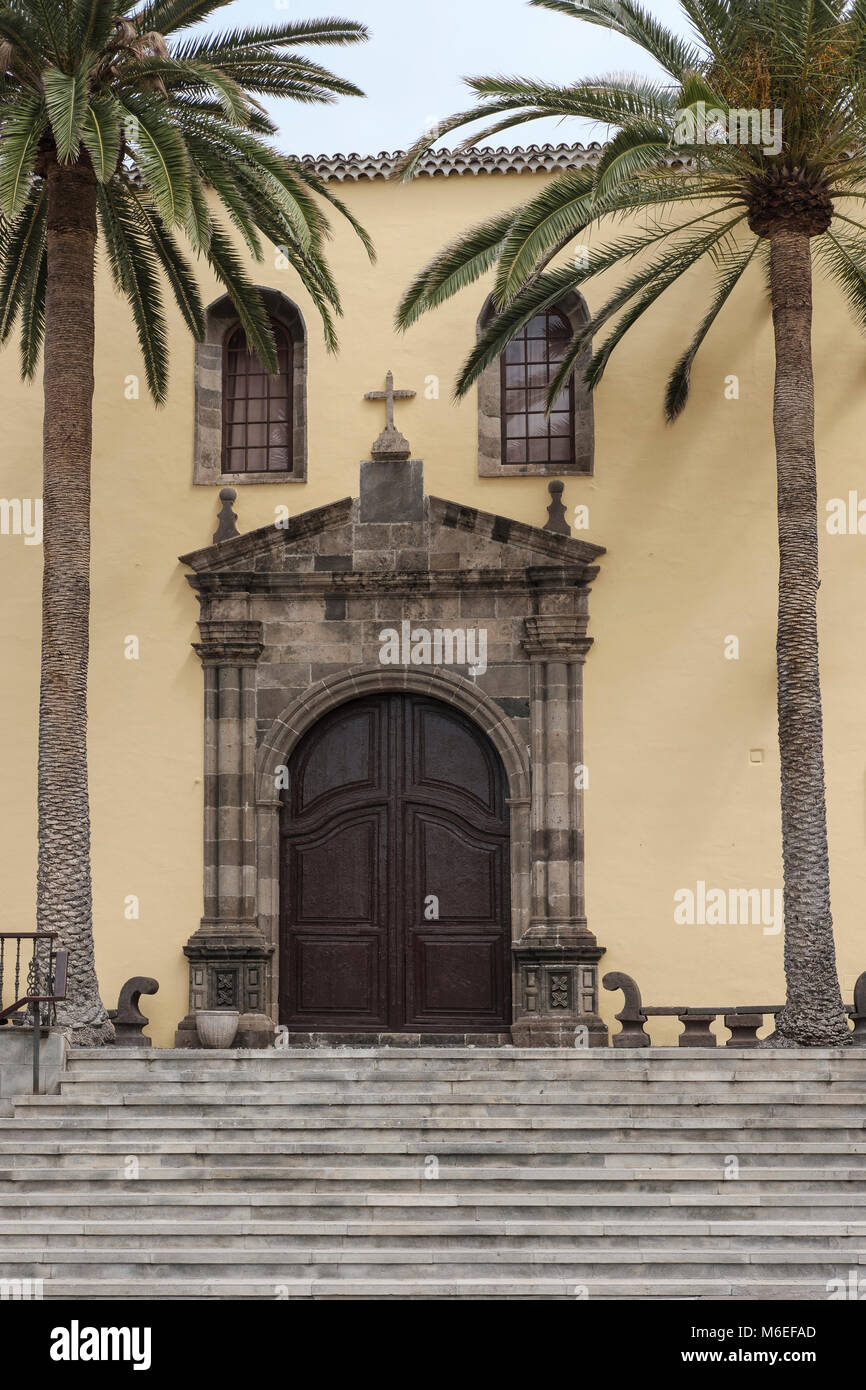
[364,370,416,460]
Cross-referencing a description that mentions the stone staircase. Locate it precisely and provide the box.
[0,1046,864,1299]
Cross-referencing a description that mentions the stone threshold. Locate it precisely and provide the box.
[280,1032,513,1048]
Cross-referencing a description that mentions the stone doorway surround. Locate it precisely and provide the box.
[175,427,607,1047]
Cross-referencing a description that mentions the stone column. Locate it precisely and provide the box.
[511,566,607,1046]
[175,617,275,1048]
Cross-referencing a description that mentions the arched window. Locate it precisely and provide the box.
[477,293,593,477]
[501,308,574,467]
[222,321,293,475]
[193,290,307,485]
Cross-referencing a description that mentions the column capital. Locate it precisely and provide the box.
[522,615,592,660]
[193,618,264,666]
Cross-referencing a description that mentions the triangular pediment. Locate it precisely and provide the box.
[180,492,604,580]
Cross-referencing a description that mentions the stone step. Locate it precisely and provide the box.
[17,1094,866,1120]
[15,1046,866,1300]
[53,1080,866,1103]
[4,1140,866,1169]
[4,1116,863,1143]
[66,1046,863,1060]
[0,1164,863,1194]
[0,1246,860,1282]
[0,1190,860,1220]
[20,1275,844,1299]
[0,1218,863,1248]
[60,1061,866,1083]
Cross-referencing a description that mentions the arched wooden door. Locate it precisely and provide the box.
[279,693,511,1031]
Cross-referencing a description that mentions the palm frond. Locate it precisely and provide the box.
[529,0,703,79]
[814,221,866,333]
[592,122,673,202]
[17,236,46,377]
[173,18,369,61]
[72,0,122,54]
[665,241,759,418]
[120,181,205,338]
[0,182,45,342]
[96,181,170,402]
[118,56,253,124]
[136,0,227,37]
[290,163,375,262]
[494,166,594,304]
[0,92,46,217]
[396,209,517,330]
[204,222,277,373]
[80,95,122,182]
[121,97,190,225]
[552,214,749,402]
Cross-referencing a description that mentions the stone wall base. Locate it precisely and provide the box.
[0,1026,67,1095]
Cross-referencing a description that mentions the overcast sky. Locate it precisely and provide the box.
[222,0,688,155]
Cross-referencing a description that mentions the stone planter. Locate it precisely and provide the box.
[195,1009,239,1049]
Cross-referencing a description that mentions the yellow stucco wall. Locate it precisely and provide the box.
[1,161,864,1046]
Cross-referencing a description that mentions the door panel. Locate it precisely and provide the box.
[280,693,510,1031]
[283,809,388,1026]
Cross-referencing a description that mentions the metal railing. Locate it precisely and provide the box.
[603,970,866,1047]
[0,933,69,1093]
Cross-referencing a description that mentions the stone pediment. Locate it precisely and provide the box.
[180,491,604,588]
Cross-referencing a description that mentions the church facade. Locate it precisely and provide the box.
[1,143,865,1047]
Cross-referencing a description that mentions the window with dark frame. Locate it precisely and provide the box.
[221,320,293,475]
[500,309,575,467]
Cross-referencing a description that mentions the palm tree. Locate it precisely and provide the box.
[396,0,866,1047]
[0,0,372,1044]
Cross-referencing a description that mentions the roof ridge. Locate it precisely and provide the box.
[294,142,603,181]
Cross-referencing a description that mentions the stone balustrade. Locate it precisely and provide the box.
[603,970,866,1047]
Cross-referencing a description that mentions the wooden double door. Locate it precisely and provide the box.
[279,693,511,1031]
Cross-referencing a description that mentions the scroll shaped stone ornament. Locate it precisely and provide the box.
[603,972,651,1048]
[108,977,159,1047]
[851,971,866,1045]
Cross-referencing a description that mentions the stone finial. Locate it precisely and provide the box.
[364,370,416,460]
[213,486,239,544]
[543,480,570,536]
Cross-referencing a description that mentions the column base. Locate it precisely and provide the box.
[174,1010,276,1049]
[511,927,608,1047]
[510,1014,609,1048]
[176,919,275,1047]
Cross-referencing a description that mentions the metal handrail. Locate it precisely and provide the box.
[0,933,69,1093]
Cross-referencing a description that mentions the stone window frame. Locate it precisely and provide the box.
[193,288,308,485]
[477,290,594,478]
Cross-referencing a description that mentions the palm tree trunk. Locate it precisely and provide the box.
[768,227,849,1047]
[38,155,112,1045]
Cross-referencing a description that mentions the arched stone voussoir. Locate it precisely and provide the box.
[255,663,531,804]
